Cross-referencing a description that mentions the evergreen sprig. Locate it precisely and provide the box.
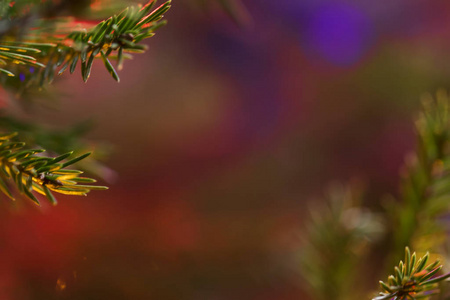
[59,0,171,83]
[0,44,45,77]
[0,0,171,90]
[391,90,450,256]
[0,132,107,206]
[374,247,450,300]
[0,115,113,181]
[300,184,383,300]
[300,92,450,300]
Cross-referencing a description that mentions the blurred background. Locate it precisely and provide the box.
[3,0,450,299]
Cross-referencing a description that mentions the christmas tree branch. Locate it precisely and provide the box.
[0,132,107,206]
[0,0,171,92]
[300,92,450,299]
[0,114,113,181]
[374,247,450,300]
[389,90,450,257]
[300,183,384,300]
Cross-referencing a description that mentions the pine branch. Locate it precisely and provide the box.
[0,115,114,181]
[0,0,171,91]
[390,90,450,256]
[299,183,384,300]
[374,247,450,300]
[0,132,107,206]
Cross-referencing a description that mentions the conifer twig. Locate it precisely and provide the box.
[374,247,450,300]
[0,0,171,92]
[300,183,384,300]
[0,132,107,206]
[390,90,450,256]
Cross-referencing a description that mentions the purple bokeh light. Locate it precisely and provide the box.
[303,3,374,66]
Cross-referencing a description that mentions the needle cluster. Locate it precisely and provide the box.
[374,247,450,300]
[0,132,107,206]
